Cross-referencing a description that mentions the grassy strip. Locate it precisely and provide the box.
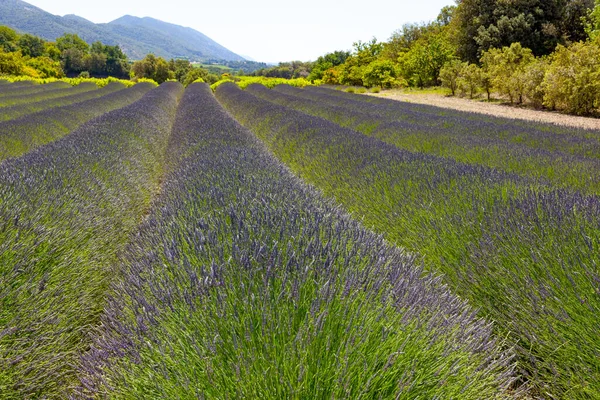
[76,83,516,399]
[0,82,184,398]
[251,84,600,195]
[0,82,125,122]
[216,82,600,399]
[0,82,155,162]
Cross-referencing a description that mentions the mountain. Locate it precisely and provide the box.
[0,0,244,61]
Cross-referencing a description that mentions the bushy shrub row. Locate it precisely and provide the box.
[440,40,600,115]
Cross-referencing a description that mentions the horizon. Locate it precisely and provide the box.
[22,0,455,63]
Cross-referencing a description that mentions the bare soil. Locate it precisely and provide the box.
[369,91,600,131]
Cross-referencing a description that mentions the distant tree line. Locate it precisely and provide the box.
[309,0,600,115]
[130,54,221,85]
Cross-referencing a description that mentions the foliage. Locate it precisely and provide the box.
[0,25,18,52]
[56,33,89,53]
[522,57,549,107]
[451,0,595,63]
[481,42,534,103]
[131,54,173,84]
[0,49,27,76]
[362,59,401,88]
[397,33,454,88]
[439,59,464,96]
[17,34,45,58]
[542,40,600,114]
[586,0,600,39]
[337,38,383,86]
[0,27,131,79]
[251,60,313,79]
[307,50,350,82]
[457,63,482,98]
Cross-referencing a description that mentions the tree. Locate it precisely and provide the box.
[523,58,549,107]
[183,67,208,86]
[481,43,534,103]
[44,42,61,61]
[362,60,400,88]
[131,54,174,83]
[439,59,464,96]
[542,41,600,114]
[18,34,46,58]
[0,50,26,75]
[563,0,595,42]
[0,26,18,53]
[56,33,89,53]
[61,48,88,75]
[26,56,64,78]
[338,38,383,86]
[85,52,107,75]
[586,0,600,40]
[457,63,482,98]
[169,59,193,82]
[307,50,350,82]
[452,0,595,62]
[397,33,454,88]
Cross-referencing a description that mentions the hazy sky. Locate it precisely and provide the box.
[24,0,455,63]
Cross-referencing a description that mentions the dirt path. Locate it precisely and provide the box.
[369,91,600,131]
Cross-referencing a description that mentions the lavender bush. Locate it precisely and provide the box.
[75,83,517,399]
[217,82,600,399]
[0,82,183,398]
[0,82,155,162]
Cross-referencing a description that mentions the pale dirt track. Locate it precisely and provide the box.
[369,91,600,131]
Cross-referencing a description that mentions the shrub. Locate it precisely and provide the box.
[481,42,534,104]
[439,59,464,96]
[457,63,482,99]
[362,59,400,88]
[542,41,600,114]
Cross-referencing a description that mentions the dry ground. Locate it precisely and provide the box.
[369,90,600,131]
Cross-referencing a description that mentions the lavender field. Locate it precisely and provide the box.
[0,80,598,399]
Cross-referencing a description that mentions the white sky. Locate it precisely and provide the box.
[24,0,455,63]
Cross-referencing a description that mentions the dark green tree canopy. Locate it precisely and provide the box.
[452,0,595,63]
[56,33,89,53]
[18,34,46,58]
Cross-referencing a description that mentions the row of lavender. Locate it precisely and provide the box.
[256,84,600,195]
[0,82,123,122]
[0,81,70,98]
[216,83,600,399]
[0,82,183,398]
[73,83,516,399]
[0,82,154,162]
[0,81,98,107]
